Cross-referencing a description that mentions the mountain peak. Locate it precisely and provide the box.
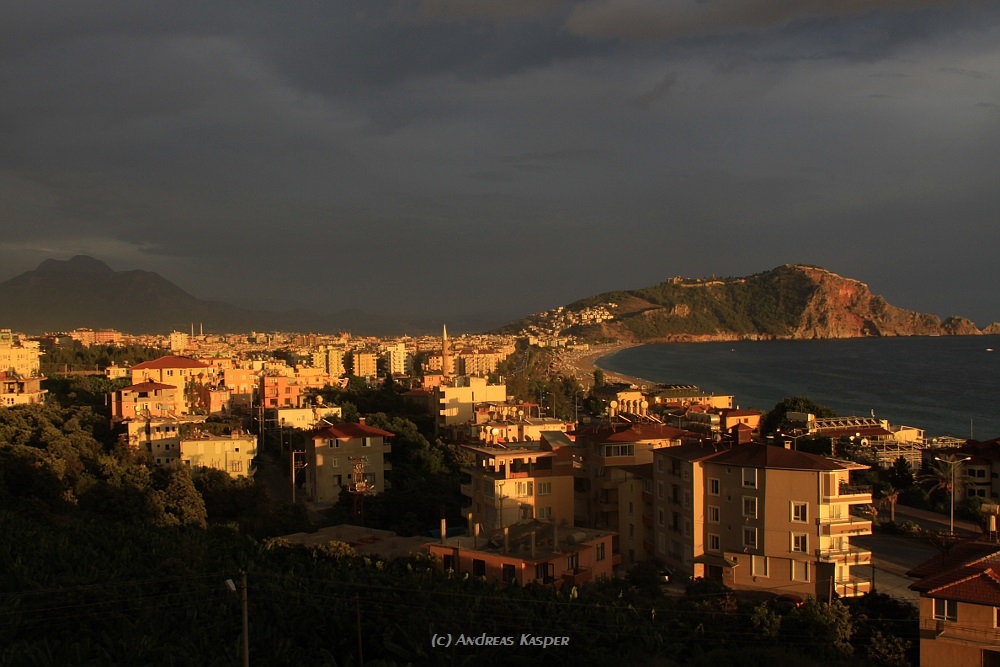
[36,255,114,274]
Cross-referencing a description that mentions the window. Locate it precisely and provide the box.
[933,599,957,622]
[472,559,486,577]
[628,523,635,538]
[708,533,721,552]
[708,506,721,524]
[657,457,664,472]
[537,506,552,519]
[683,520,692,538]
[791,560,810,582]
[792,533,808,553]
[604,444,635,457]
[567,552,579,571]
[683,492,691,510]
[362,437,371,447]
[538,482,552,495]
[502,563,516,584]
[751,555,768,577]
[516,482,533,497]
[658,509,665,526]
[628,501,634,516]
[743,526,757,549]
[596,542,606,561]
[709,478,721,495]
[657,482,664,499]
[791,502,808,523]
[743,468,757,488]
[743,497,757,518]
[330,457,339,468]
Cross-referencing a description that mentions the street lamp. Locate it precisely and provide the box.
[935,455,972,535]
[776,430,808,451]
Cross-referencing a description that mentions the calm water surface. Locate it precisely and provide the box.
[596,336,1000,439]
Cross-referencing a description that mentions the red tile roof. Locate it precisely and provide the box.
[311,422,394,439]
[131,355,210,370]
[910,545,1000,606]
[705,443,848,471]
[596,423,691,443]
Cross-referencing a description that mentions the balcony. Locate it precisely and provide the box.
[823,482,872,504]
[641,490,653,504]
[815,545,872,566]
[817,516,872,537]
[561,566,593,587]
[835,573,871,598]
[460,483,473,497]
[920,618,1000,645]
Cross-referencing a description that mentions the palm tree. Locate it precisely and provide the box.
[919,453,974,532]
[878,485,900,523]
[919,454,973,499]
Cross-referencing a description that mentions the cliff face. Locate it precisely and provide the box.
[790,266,945,338]
[524,264,983,342]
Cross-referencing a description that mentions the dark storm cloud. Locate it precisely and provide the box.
[1,0,999,325]
[564,0,970,41]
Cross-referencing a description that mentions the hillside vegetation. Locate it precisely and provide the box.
[505,264,986,342]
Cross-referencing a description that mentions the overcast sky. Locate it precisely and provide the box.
[2,1,998,327]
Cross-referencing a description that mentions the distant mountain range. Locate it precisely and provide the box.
[0,256,458,336]
[498,264,1000,343]
[3,258,995,341]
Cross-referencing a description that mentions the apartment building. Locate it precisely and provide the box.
[908,542,1000,667]
[112,380,180,422]
[573,421,692,531]
[433,376,507,436]
[617,464,655,568]
[129,355,214,415]
[303,420,394,505]
[460,434,576,532]
[178,431,257,478]
[652,442,873,599]
[0,372,47,407]
[0,329,41,378]
[426,520,614,589]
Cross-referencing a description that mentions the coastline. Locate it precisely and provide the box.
[552,342,653,389]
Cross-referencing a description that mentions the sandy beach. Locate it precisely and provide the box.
[550,342,655,389]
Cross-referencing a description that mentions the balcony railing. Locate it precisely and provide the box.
[818,516,872,537]
[920,618,1000,644]
[835,573,871,598]
[460,483,473,497]
[816,545,872,566]
[561,567,593,586]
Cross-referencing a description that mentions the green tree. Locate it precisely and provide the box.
[760,396,836,435]
[160,467,207,528]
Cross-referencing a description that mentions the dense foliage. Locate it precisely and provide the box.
[0,374,920,665]
[563,266,818,340]
[40,343,166,375]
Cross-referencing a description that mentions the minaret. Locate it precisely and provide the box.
[442,324,454,381]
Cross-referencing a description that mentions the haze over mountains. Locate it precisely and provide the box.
[0,256,446,335]
[1,257,995,340]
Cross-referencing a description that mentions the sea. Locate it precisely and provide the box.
[595,335,1000,440]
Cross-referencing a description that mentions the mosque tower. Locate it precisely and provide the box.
[442,324,455,381]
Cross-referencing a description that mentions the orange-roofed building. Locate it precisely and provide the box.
[129,355,213,415]
[909,542,1000,666]
[112,379,180,422]
[303,419,394,505]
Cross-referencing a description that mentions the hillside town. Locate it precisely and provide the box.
[3,323,1000,666]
